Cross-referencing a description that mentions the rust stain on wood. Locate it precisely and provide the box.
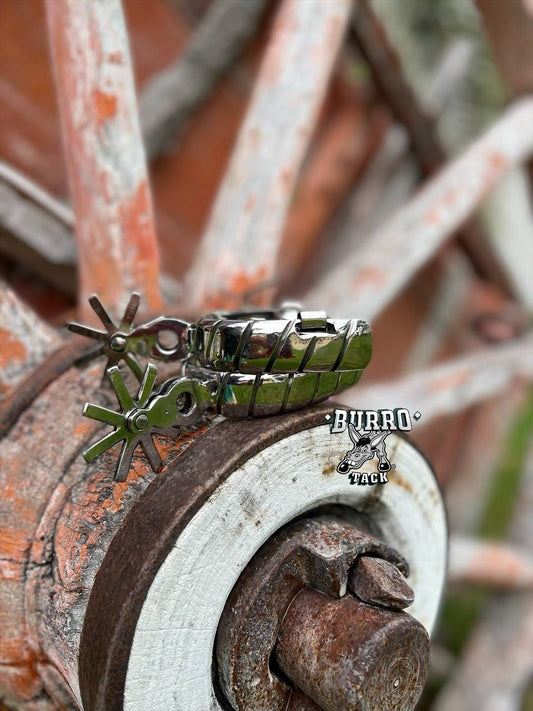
[0,328,27,367]
[92,89,118,125]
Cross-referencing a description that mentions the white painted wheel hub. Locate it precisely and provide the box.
[124,427,447,711]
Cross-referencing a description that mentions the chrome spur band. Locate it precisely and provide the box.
[191,308,372,375]
[73,294,372,479]
[186,364,365,418]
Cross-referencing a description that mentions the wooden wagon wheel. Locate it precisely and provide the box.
[0,1,532,710]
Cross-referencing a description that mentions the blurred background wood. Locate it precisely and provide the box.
[0,0,532,708]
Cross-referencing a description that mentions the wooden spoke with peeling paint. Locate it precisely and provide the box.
[0,0,532,709]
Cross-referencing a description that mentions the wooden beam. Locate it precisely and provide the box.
[0,162,76,296]
[306,98,533,320]
[140,0,271,159]
[449,535,533,590]
[339,333,533,422]
[0,280,61,401]
[46,0,162,316]
[187,0,353,309]
[475,0,533,96]
[349,0,516,295]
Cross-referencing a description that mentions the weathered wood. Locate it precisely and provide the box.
[445,385,526,533]
[277,91,388,290]
[321,40,474,277]
[476,0,533,96]
[306,98,533,319]
[0,162,74,259]
[46,0,162,316]
[0,162,76,296]
[402,251,472,372]
[0,377,447,711]
[187,0,353,309]
[435,443,533,711]
[423,39,475,116]
[449,535,533,590]
[350,0,514,295]
[140,0,271,159]
[0,354,212,709]
[0,281,61,402]
[0,365,101,710]
[87,413,445,711]
[340,333,533,421]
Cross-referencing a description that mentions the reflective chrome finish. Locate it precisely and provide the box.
[67,292,190,380]
[82,363,210,480]
[186,364,364,417]
[192,308,372,375]
[75,293,372,478]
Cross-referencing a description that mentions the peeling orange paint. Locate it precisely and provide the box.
[202,266,271,310]
[0,328,27,367]
[118,181,162,309]
[423,187,460,225]
[107,51,124,64]
[230,265,268,294]
[93,88,118,125]
[0,661,43,702]
[352,266,387,290]
[484,150,507,183]
[47,0,162,316]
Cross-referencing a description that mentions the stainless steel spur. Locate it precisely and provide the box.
[69,293,372,479]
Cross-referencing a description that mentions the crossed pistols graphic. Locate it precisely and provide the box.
[336,424,393,481]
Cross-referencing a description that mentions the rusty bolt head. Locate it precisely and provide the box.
[349,556,415,610]
[216,518,411,710]
[285,688,323,710]
[274,588,430,711]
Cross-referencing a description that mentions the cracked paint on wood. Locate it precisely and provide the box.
[0,281,61,401]
[306,98,533,320]
[46,0,162,317]
[187,0,353,309]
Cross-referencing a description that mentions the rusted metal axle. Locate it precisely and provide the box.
[216,518,430,711]
[275,588,429,711]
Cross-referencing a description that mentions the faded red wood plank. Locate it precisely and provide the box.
[187,0,353,309]
[46,0,162,316]
[307,98,533,320]
[0,281,61,401]
[476,0,533,96]
[340,332,533,422]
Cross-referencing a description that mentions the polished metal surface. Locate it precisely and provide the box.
[192,307,372,374]
[186,364,364,417]
[67,292,190,379]
[74,293,372,478]
[83,363,211,480]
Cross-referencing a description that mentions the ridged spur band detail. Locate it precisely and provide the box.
[186,364,365,418]
[72,295,372,479]
[192,308,372,375]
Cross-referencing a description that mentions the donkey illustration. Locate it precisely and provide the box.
[337,424,392,474]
